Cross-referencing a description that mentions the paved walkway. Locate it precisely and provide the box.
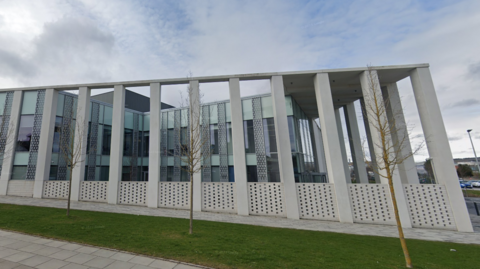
[0,230,205,269]
[1,196,479,246]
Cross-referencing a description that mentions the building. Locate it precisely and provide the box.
[0,64,473,232]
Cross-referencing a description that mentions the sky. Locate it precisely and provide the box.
[0,0,479,162]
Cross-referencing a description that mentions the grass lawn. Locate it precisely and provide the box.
[0,204,479,268]
[462,189,480,198]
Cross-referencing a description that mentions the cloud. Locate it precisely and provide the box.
[0,16,116,86]
[447,99,480,109]
[468,62,480,79]
[448,135,463,141]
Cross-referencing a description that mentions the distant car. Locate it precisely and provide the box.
[471,181,480,188]
[459,180,473,189]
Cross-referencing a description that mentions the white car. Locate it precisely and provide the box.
[471,181,480,188]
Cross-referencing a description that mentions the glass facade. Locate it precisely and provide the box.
[4,90,317,184]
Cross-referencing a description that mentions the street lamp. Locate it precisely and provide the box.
[467,129,480,174]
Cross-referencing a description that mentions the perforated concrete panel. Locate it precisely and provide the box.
[80,181,108,202]
[404,184,456,229]
[7,180,34,197]
[296,183,338,221]
[118,182,147,206]
[348,184,395,225]
[43,181,69,199]
[248,183,285,216]
[159,182,190,209]
[202,182,236,213]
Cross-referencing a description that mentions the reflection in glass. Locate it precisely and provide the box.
[16,115,34,152]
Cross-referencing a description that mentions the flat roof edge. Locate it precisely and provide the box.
[0,63,429,91]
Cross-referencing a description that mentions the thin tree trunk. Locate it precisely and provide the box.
[67,170,73,217]
[387,167,412,268]
[189,173,193,234]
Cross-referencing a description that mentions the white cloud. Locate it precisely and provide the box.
[0,0,479,161]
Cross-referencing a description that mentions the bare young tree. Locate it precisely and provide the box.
[59,115,94,217]
[362,66,423,268]
[0,118,16,172]
[172,82,211,234]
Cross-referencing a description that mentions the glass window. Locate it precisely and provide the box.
[209,105,218,124]
[167,111,174,129]
[210,124,219,154]
[0,93,6,115]
[263,118,277,155]
[11,166,27,180]
[227,122,233,154]
[104,106,113,125]
[228,166,235,182]
[287,116,296,152]
[49,165,58,180]
[243,120,255,153]
[246,166,258,182]
[100,166,109,181]
[21,91,37,115]
[285,96,293,116]
[52,117,62,153]
[167,166,174,181]
[56,94,65,116]
[102,125,112,155]
[167,129,174,155]
[225,102,231,122]
[261,96,273,118]
[124,112,134,129]
[144,114,150,131]
[181,168,189,182]
[143,131,149,157]
[16,115,34,152]
[242,99,253,120]
[122,166,131,181]
[211,166,220,182]
[124,129,133,156]
[266,153,280,182]
[99,105,104,124]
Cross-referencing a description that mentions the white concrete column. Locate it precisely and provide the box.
[271,76,299,219]
[229,78,249,215]
[360,70,412,228]
[71,87,91,201]
[313,73,354,223]
[335,109,351,183]
[360,98,381,183]
[189,80,202,212]
[383,83,419,184]
[311,119,327,173]
[410,67,473,232]
[147,83,161,208]
[33,89,58,198]
[107,85,125,204]
[0,90,23,195]
[344,102,369,183]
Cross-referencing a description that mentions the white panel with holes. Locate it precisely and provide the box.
[7,180,34,197]
[348,184,395,225]
[43,181,70,199]
[202,182,236,213]
[248,182,285,216]
[159,182,190,209]
[80,181,108,202]
[404,184,456,230]
[296,183,338,221]
[118,182,147,206]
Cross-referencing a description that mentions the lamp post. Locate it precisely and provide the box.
[467,129,480,174]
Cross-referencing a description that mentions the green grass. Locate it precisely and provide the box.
[462,189,480,197]
[0,204,479,268]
